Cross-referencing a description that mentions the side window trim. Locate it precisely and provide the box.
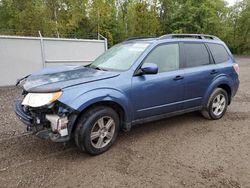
[179,42,186,68]
[204,43,216,65]
[134,42,181,75]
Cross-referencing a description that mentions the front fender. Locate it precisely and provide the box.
[63,88,133,123]
[202,75,233,106]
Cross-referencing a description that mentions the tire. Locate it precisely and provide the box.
[74,106,120,155]
[201,88,228,120]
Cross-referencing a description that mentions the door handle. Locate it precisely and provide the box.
[210,70,218,75]
[173,75,184,81]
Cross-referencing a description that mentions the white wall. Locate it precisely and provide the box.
[0,35,106,86]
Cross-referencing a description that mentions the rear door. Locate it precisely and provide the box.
[181,42,217,109]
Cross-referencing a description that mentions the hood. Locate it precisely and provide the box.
[22,65,120,93]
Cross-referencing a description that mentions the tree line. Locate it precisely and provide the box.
[0,0,249,54]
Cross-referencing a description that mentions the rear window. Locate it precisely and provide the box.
[207,43,229,63]
[183,43,210,68]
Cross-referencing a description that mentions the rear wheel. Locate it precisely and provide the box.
[201,88,228,120]
[74,106,119,155]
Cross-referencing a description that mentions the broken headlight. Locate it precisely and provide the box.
[22,91,62,108]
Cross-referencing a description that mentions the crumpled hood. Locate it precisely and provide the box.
[22,65,120,93]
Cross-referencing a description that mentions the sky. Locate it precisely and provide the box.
[225,0,240,6]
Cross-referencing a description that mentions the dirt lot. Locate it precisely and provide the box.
[0,57,249,188]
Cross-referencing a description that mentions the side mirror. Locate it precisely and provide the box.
[139,63,158,75]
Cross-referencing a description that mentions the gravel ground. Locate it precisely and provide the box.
[0,57,249,188]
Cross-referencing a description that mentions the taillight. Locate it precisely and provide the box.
[233,63,239,75]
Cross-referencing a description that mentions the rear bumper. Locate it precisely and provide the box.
[14,100,33,126]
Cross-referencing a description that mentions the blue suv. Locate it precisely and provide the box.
[15,34,240,155]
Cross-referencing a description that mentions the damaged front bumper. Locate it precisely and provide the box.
[14,100,78,143]
[15,100,33,126]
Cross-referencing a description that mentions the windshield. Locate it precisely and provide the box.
[90,42,150,71]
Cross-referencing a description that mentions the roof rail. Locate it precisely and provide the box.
[126,36,155,41]
[158,34,220,41]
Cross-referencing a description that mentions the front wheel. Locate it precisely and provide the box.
[201,88,228,120]
[74,106,120,155]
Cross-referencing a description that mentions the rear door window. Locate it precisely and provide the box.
[207,43,229,63]
[182,43,210,68]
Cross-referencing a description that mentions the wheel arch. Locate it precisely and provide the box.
[78,100,126,126]
[70,89,132,135]
[217,84,232,105]
[203,77,233,107]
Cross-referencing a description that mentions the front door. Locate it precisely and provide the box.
[131,43,185,120]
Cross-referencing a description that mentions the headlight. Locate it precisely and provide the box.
[22,91,62,107]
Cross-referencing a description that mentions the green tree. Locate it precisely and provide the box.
[0,0,249,54]
[160,0,226,34]
[0,0,49,36]
[130,0,160,36]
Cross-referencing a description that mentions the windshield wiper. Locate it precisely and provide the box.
[90,65,108,71]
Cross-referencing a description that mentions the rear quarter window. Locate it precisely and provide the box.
[207,43,229,63]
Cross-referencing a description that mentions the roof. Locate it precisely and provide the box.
[159,34,220,40]
[125,34,222,43]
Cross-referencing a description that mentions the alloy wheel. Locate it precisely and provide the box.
[212,94,226,116]
[90,116,116,149]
